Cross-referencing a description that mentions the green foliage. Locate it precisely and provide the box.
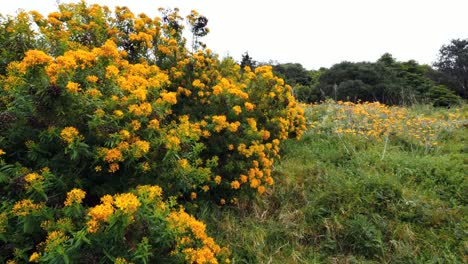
[0,2,305,263]
[316,56,438,105]
[429,85,461,107]
[200,103,468,263]
[434,38,468,98]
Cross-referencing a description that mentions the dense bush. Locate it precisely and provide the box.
[0,2,305,263]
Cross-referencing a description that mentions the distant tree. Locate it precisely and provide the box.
[434,39,468,98]
[240,51,256,70]
[187,10,209,50]
[272,63,311,86]
[428,85,461,107]
[316,54,437,105]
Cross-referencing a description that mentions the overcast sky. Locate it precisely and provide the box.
[1,0,467,70]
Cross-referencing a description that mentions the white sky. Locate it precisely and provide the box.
[1,0,467,70]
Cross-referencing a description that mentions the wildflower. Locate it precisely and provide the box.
[244,102,255,111]
[131,120,141,131]
[12,199,43,216]
[136,185,162,200]
[148,119,160,130]
[191,192,197,200]
[178,159,189,169]
[161,91,177,104]
[113,110,124,118]
[86,75,99,83]
[29,252,40,263]
[104,148,123,163]
[66,81,81,93]
[24,172,44,185]
[86,219,100,233]
[258,186,266,194]
[0,149,5,155]
[114,193,141,214]
[60,127,81,144]
[230,180,240,189]
[108,163,119,173]
[44,230,69,252]
[214,175,222,184]
[88,203,114,222]
[232,105,242,115]
[64,188,86,206]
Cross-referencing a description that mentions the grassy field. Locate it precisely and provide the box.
[198,102,467,263]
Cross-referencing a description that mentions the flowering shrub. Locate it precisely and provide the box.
[0,2,305,262]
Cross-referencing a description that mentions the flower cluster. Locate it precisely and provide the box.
[307,100,467,149]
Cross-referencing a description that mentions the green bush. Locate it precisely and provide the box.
[0,2,306,263]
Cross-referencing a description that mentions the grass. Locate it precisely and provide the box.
[197,103,467,263]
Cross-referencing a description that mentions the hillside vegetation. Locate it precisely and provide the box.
[0,2,467,264]
[200,101,467,263]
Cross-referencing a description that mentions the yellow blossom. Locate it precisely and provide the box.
[114,193,141,214]
[60,127,81,144]
[64,188,86,206]
[161,91,177,104]
[210,176,220,186]
[66,81,81,93]
[86,75,99,83]
[232,105,242,115]
[29,252,40,262]
[230,180,240,189]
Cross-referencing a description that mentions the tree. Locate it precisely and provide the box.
[434,39,468,98]
[240,51,256,70]
[272,63,311,86]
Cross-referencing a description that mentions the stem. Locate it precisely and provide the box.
[381,135,389,161]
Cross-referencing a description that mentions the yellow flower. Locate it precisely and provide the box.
[113,110,124,118]
[178,158,189,169]
[244,102,255,111]
[214,175,222,185]
[24,172,44,184]
[0,149,5,155]
[86,75,99,83]
[191,192,197,200]
[161,91,177,104]
[60,127,81,144]
[108,163,120,173]
[19,50,52,73]
[131,120,141,131]
[104,148,123,163]
[230,180,240,189]
[148,119,160,130]
[232,105,242,115]
[44,230,69,252]
[258,185,266,194]
[12,200,43,216]
[29,252,40,263]
[114,193,141,214]
[66,81,81,93]
[64,188,86,206]
[136,185,163,200]
[88,202,114,222]
[86,219,100,233]
[105,65,119,79]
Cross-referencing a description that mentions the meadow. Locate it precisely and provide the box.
[199,101,467,263]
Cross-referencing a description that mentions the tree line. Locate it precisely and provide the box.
[241,39,467,107]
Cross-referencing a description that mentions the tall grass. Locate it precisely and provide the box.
[198,102,467,263]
